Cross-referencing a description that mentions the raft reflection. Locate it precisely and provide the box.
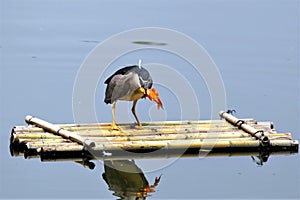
[102,160,161,199]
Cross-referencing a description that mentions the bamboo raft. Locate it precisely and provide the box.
[10,111,298,168]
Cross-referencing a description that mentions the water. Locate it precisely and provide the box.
[1,0,299,199]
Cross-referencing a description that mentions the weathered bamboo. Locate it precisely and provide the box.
[11,133,63,143]
[38,149,298,162]
[37,139,298,154]
[12,136,296,161]
[13,132,292,145]
[25,115,95,147]
[26,137,274,151]
[8,113,298,164]
[90,139,258,151]
[11,117,291,148]
[17,138,70,144]
[13,119,259,133]
[256,121,274,129]
[41,145,83,152]
[12,124,275,139]
[220,111,270,145]
[13,127,241,138]
[26,142,80,150]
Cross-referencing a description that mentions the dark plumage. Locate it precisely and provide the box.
[104,65,153,130]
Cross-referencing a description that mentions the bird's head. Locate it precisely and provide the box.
[145,88,163,110]
[137,87,162,109]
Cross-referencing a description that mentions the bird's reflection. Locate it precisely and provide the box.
[102,160,161,200]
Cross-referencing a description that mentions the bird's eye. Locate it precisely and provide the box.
[141,81,149,88]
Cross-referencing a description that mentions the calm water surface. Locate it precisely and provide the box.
[1,0,299,199]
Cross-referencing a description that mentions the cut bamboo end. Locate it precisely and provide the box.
[25,115,95,148]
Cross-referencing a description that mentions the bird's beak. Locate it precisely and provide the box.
[138,87,146,94]
[146,88,163,110]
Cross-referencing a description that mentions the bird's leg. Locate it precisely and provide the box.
[111,102,120,131]
[131,100,142,128]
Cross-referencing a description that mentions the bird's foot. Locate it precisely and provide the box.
[135,123,144,130]
[130,123,144,130]
[111,124,121,131]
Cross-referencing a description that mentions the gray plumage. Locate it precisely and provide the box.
[104,65,153,104]
[104,65,154,129]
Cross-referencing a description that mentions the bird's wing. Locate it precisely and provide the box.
[105,72,141,103]
[104,66,138,84]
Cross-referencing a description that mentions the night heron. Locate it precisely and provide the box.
[104,61,162,130]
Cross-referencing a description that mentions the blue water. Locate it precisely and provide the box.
[1,0,299,199]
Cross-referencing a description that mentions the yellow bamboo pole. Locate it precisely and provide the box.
[17,138,68,144]
[36,139,297,153]
[12,123,275,142]
[11,133,63,143]
[12,125,272,138]
[26,137,272,150]
[13,132,292,145]
[16,135,295,160]
[13,119,259,133]
[26,142,81,150]
[90,139,248,151]
[25,115,95,147]
[41,145,83,152]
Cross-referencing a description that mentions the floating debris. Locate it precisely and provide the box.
[132,41,167,46]
[80,40,100,43]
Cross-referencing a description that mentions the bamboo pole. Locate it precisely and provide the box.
[13,132,292,145]
[17,138,70,144]
[41,145,83,152]
[256,121,274,129]
[26,137,274,150]
[90,139,259,151]
[18,135,295,160]
[26,142,81,150]
[37,139,297,153]
[219,111,270,145]
[13,119,259,133]
[25,115,95,147]
[12,124,275,139]
[12,120,286,135]
[11,133,63,143]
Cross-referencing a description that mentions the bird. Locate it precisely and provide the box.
[104,60,162,130]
